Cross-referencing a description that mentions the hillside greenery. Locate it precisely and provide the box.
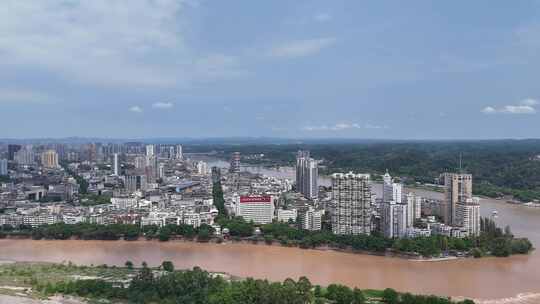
[193,141,540,201]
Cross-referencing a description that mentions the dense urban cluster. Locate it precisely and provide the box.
[0,142,532,259]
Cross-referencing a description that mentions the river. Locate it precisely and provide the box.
[1,161,540,302]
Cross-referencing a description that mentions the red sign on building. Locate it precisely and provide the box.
[240,195,272,203]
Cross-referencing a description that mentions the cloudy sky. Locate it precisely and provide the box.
[1,0,540,139]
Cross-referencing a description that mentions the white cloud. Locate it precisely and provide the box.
[520,98,538,106]
[314,13,332,22]
[481,106,497,114]
[269,37,336,58]
[152,102,174,109]
[482,98,538,114]
[501,105,536,114]
[129,106,143,113]
[0,0,242,88]
[302,122,387,131]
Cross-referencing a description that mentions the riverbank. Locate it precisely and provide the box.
[0,261,476,304]
[2,218,533,260]
[1,238,539,299]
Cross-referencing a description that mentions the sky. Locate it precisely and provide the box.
[1,0,540,139]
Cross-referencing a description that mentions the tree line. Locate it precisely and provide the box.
[197,141,540,201]
[0,217,532,258]
[35,261,475,304]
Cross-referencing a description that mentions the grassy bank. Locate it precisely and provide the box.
[0,262,475,304]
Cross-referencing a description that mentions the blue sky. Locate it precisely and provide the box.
[1,0,540,139]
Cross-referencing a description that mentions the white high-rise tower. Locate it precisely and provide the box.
[113,153,120,176]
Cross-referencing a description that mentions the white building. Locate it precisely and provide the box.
[15,149,35,165]
[236,195,275,224]
[277,208,297,223]
[406,227,432,238]
[23,214,60,227]
[405,192,422,228]
[62,214,85,225]
[196,161,208,175]
[456,198,481,237]
[145,144,155,157]
[111,197,138,209]
[298,207,323,231]
[176,145,183,160]
[382,171,402,203]
[113,153,120,176]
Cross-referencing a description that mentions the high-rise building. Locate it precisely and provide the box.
[331,172,372,235]
[382,171,402,203]
[125,175,147,193]
[382,171,393,202]
[134,156,146,169]
[405,192,422,228]
[443,173,472,225]
[113,153,120,176]
[296,150,318,200]
[145,155,158,181]
[211,166,221,183]
[381,201,407,238]
[457,198,481,237]
[14,148,35,165]
[158,163,165,179]
[0,159,7,176]
[229,152,241,173]
[145,144,155,157]
[7,144,21,161]
[176,145,183,160]
[41,150,59,169]
[196,161,208,175]
[298,206,323,231]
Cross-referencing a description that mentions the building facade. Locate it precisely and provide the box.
[41,150,59,168]
[236,195,274,224]
[456,198,481,236]
[298,206,323,231]
[0,159,7,176]
[296,150,318,200]
[113,153,120,176]
[381,201,407,238]
[382,171,402,203]
[331,172,372,235]
[443,173,473,225]
[229,152,241,173]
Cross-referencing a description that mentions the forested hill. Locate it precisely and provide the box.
[187,140,540,202]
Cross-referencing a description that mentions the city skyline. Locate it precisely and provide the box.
[1,1,540,139]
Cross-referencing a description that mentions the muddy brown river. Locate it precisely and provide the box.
[1,197,540,302]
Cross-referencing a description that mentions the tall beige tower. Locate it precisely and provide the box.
[443,173,472,225]
[41,150,59,169]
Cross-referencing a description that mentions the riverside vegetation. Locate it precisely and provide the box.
[0,261,476,304]
[0,215,532,258]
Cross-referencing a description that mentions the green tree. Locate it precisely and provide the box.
[382,288,399,304]
[125,261,134,269]
[161,261,174,272]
